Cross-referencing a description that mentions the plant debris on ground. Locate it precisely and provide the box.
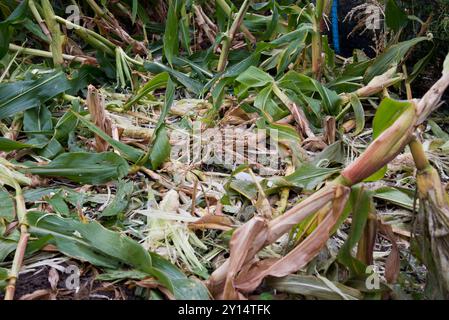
[1,0,449,300]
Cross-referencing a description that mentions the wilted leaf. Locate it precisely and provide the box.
[189,215,234,231]
[267,274,362,300]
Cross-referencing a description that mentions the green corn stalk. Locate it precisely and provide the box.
[217,0,252,72]
[40,0,64,66]
[215,0,256,43]
[311,0,331,78]
[0,162,31,300]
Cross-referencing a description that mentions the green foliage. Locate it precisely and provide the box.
[0,72,71,120]
[26,152,130,185]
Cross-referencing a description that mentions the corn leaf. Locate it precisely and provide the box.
[25,152,130,185]
[385,0,409,32]
[364,98,414,182]
[27,211,209,299]
[364,37,428,83]
[163,0,179,67]
[0,72,71,120]
[267,274,362,300]
[72,111,145,163]
[124,72,169,109]
[149,77,175,169]
[0,0,29,58]
[349,95,365,136]
[270,163,339,190]
[0,137,46,151]
[337,186,373,275]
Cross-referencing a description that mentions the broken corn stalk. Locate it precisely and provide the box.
[410,138,449,298]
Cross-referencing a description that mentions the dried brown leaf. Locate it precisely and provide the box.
[188,214,234,231]
[378,222,400,284]
[234,185,350,293]
[87,85,113,152]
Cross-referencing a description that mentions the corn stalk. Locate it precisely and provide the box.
[40,0,64,67]
[409,138,449,298]
[217,0,252,72]
[0,161,32,300]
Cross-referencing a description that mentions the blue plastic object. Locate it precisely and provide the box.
[331,0,341,54]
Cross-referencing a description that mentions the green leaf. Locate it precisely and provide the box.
[131,0,138,24]
[409,47,434,83]
[428,120,449,140]
[124,72,169,109]
[364,37,428,83]
[385,0,409,32]
[312,141,346,166]
[349,94,365,136]
[27,211,149,270]
[372,98,413,139]
[149,78,175,169]
[0,266,8,289]
[229,179,258,200]
[253,85,287,120]
[163,0,179,66]
[46,192,70,216]
[266,122,303,161]
[40,100,82,159]
[179,2,192,55]
[0,238,17,262]
[100,180,134,217]
[72,111,144,163]
[270,24,312,46]
[23,105,53,136]
[364,97,414,182]
[278,71,342,115]
[0,72,71,120]
[149,253,210,300]
[0,0,29,58]
[271,164,339,190]
[27,211,209,299]
[149,125,170,170]
[25,152,129,185]
[0,189,14,221]
[374,187,415,211]
[337,186,373,275]
[236,66,274,93]
[144,62,203,95]
[0,137,46,151]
